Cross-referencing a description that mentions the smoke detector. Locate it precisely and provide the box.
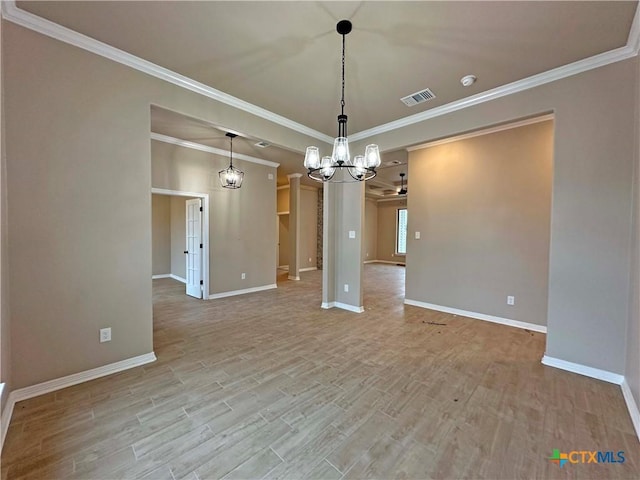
[461,74,477,87]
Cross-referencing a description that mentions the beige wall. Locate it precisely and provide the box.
[626,54,640,419]
[276,186,318,270]
[277,188,289,213]
[406,120,553,327]
[376,199,407,263]
[151,194,171,275]
[353,58,637,375]
[3,22,309,389]
[364,198,377,261]
[300,188,318,270]
[278,215,289,267]
[151,140,276,294]
[170,196,189,280]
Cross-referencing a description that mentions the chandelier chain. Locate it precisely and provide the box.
[341,32,345,115]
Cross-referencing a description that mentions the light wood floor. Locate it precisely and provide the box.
[2,264,638,479]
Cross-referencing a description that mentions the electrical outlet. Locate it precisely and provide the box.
[415,231,421,239]
[241,273,246,280]
[344,284,349,293]
[268,173,274,180]
[348,230,356,239]
[100,327,111,343]
[507,295,515,306]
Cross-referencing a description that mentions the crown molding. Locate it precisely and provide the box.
[3,0,638,146]
[350,44,638,142]
[151,133,280,168]
[407,113,555,152]
[628,1,640,54]
[0,1,333,145]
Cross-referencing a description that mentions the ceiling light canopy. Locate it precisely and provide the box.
[219,132,244,189]
[304,20,381,183]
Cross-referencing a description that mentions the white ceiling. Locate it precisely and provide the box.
[13,1,640,193]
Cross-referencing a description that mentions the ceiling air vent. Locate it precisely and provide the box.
[254,141,270,148]
[401,88,436,107]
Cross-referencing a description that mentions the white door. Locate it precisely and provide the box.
[185,199,202,298]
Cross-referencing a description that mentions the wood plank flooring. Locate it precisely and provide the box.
[1,264,638,479]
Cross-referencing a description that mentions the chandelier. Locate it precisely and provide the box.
[219,132,244,189]
[304,20,381,182]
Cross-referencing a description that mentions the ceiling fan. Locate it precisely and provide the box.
[398,172,408,195]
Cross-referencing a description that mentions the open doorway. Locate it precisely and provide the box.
[151,188,210,299]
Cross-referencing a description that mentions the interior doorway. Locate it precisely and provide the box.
[151,188,210,299]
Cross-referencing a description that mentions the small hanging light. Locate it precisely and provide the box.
[304,20,381,183]
[398,172,407,195]
[219,132,244,189]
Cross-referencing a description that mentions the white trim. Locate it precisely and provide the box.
[151,133,279,168]
[0,1,332,145]
[288,275,301,281]
[371,260,406,266]
[299,267,317,272]
[2,1,636,147]
[628,1,640,54]
[321,301,364,313]
[621,379,640,441]
[335,302,364,313]
[541,355,624,385]
[407,114,555,152]
[0,388,13,454]
[363,260,377,264]
[287,173,303,179]
[350,46,636,141]
[404,299,547,333]
[209,284,277,299]
[276,185,289,191]
[278,265,289,270]
[151,188,210,300]
[277,211,290,216]
[0,352,156,452]
[170,274,186,284]
[376,197,408,204]
[152,274,171,279]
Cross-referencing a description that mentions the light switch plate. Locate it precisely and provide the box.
[415,231,421,239]
[348,230,356,239]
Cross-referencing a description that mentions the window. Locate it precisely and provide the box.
[396,208,408,255]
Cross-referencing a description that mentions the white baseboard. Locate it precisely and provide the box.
[370,260,406,266]
[288,275,300,281]
[621,379,640,441]
[0,352,156,453]
[152,274,186,284]
[278,265,289,270]
[321,301,364,313]
[299,267,317,272]
[209,284,277,300]
[541,355,624,385]
[404,299,547,333]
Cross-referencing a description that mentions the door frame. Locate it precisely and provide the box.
[152,188,210,299]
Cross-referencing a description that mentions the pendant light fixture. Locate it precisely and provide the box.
[398,172,407,195]
[219,132,244,189]
[304,20,381,182]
